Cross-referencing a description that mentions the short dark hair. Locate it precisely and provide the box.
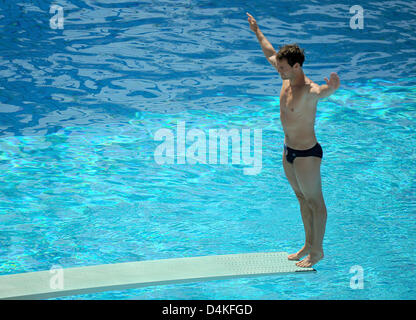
[276,44,305,67]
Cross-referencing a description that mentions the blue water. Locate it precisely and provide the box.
[0,0,415,299]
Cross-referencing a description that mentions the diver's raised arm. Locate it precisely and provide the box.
[246,12,276,63]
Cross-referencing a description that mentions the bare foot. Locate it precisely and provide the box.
[287,245,310,261]
[296,250,324,268]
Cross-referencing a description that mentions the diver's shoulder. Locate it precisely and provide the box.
[304,78,320,94]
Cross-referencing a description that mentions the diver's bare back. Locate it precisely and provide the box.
[279,77,319,150]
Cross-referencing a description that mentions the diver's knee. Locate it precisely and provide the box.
[305,195,326,213]
[295,191,305,201]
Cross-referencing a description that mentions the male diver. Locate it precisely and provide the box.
[247,12,340,267]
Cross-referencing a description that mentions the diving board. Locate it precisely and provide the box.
[0,252,315,299]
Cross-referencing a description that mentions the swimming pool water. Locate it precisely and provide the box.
[0,0,415,299]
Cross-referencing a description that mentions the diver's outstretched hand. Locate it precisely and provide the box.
[324,72,340,91]
[246,12,258,32]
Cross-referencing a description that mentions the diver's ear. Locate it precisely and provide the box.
[293,62,300,69]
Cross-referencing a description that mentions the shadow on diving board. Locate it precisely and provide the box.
[0,252,316,299]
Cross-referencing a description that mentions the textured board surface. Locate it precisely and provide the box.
[0,252,315,299]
